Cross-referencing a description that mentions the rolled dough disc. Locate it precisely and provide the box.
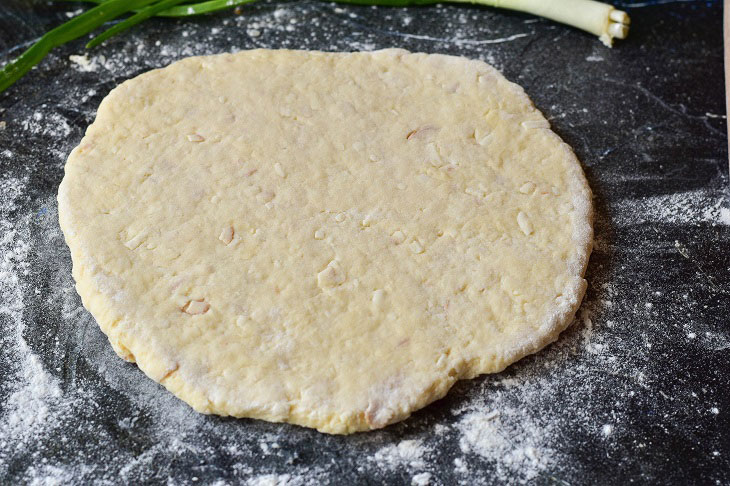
[58,49,592,434]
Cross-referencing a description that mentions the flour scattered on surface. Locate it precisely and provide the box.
[373,439,427,469]
[1,1,728,484]
[4,348,62,440]
[457,409,556,483]
[719,206,730,225]
[411,472,432,485]
[69,54,103,72]
[616,190,729,226]
[20,111,72,141]
[247,474,295,486]
[0,178,75,481]
[64,8,83,18]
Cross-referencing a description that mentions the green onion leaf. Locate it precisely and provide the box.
[0,0,158,93]
[1,0,630,95]
[58,0,258,18]
[87,0,190,48]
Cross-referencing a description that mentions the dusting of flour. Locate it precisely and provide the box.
[0,178,75,479]
[1,1,728,484]
[2,184,716,484]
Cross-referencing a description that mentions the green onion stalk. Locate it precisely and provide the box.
[0,0,629,94]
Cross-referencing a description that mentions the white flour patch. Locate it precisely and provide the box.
[411,472,432,485]
[703,331,730,352]
[372,439,427,469]
[19,111,72,141]
[27,465,76,486]
[3,345,62,441]
[242,466,327,486]
[0,178,75,481]
[69,54,103,72]
[719,206,730,225]
[457,409,556,482]
[246,474,298,486]
[64,8,83,18]
[614,190,729,226]
[0,181,50,442]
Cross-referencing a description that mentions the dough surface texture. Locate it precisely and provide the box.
[58,49,592,434]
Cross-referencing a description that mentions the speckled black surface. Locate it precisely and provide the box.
[0,1,728,485]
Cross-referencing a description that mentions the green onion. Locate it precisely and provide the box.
[470,0,630,47]
[87,0,191,48]
[330,0,630,46]
[1,0,629,95]
[59,0,259,17]
[0,0,162,94]
[64,0,630,43]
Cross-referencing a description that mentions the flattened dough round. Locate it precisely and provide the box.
[58,49,592,434]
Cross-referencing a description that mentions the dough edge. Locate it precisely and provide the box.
[58,48,593,434]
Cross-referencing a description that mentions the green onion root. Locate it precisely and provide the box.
[465,0,630,47]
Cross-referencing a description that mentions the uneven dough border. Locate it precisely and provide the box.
[58,49,593,433]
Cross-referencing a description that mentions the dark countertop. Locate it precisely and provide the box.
[0,1,728,484]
